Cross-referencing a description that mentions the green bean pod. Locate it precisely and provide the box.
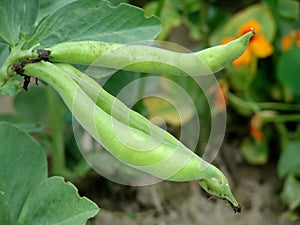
[47,31,253,76]
[56,63,185,148]
[24,61,241,212]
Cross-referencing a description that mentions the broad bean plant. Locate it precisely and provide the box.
[0,0,253,219]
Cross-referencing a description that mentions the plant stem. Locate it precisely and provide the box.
[262,114,300,123]
[244,57,258,102]
[155,0,165,17]
[257,102,300,111]
[0,44,38,87]
[228,91,300,122]
[227,91,259,113]
[46,85,66,175]
[228,91,300,112]
[199,0,209,48]
[274,122,288,153]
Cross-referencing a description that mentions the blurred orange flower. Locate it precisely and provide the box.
[249,114,264,140]
[221,19,274,66]
[281,30,300,52]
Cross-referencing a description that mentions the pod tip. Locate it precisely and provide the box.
[250,27,256,35]
[231,203,241,213]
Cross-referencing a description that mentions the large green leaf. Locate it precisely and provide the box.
[37,0,76,22]
[0,0,38,45]
[20,0,39,37]
[18,177,98,225]
[277,46,300,97]
[36,0,128,21]
[0,78,21,96]
[0,122,99,224]
[240,136,269,165]
[0,42,9,67]
[278,0,300,20]
[13,86,49,123]
[210,3,276,45]
[277,139,300,178]
[280,175,300,211]
[143,76,197,126]
[0,122,47,225]
[25,0,162,48]
[144,0,181,40]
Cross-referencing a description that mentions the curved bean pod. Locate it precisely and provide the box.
[23,61,241,212]
[47,31,253,76]
[56,63,185,148]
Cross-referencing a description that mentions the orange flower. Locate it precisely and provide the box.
[221,19,274,66]
[281,30,300,51]
[249,114,264,140]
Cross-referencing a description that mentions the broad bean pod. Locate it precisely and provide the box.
[23,61,241,212]
[56,63,187,148]
[47,31,253,76]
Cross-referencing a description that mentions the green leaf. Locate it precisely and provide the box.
[102,70,141,96]
[0,0,19,44]
[240,137,269,165]
[280,175,300,211]
[0,122,47,225]
[25,0,162,48]
[20,0,39,37]
[144,0,181,40]
[37,0,76,22]
[277,46,300,97]
[18,177,99,225]
[143,77,196,126]
[0,42,9,67]
[210,3,276,45]
[144,97,183,126]
[278,0,300,21]
[0,114,25,124]
[0,0,39,45]
[0,78,21,95]
[13,86,49,122]
[0,122,99,224]
[277,139,300,178]
[0,115,45,133]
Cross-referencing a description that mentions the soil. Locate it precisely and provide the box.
[83,142,300,225]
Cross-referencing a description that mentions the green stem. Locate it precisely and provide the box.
[199,0,209,47]
[228,91,300,113]
[46,85,66,175]
[0,44,38,87]
[227,91,259,113]
[274,122,288,153]
[155,0,165,17]
[262,114,300,123]
[257,102,300,111]
[244,57,258,102]
[228,91,300,123]
[134,73,148,114]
